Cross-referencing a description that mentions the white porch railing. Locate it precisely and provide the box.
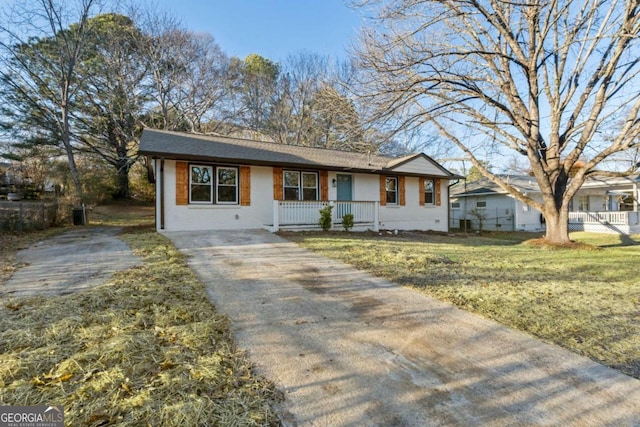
[272,200,379,231]
[568,211,639,225]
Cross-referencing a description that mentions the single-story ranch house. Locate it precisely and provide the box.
[139,129,460,232]
[450,174,640,234]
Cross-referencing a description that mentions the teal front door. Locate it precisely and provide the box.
[336,174,352,201]
[336,174,352,218]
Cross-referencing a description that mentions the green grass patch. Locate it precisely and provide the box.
[0,229,281,425]
[284,231,640,379]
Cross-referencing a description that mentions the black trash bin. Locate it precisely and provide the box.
[72,208,85,225]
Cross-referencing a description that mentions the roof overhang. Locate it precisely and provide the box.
[138,129,459,179]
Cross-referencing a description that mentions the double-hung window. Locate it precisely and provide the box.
[284,171,318,200]
[190,165,213,203]
[189,164,238,204]
[216,167,238,204]
[424,179,435,205]
[577,195,589,211]
[386,177,398,205]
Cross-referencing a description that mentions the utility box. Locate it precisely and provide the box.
[459,219,472,230]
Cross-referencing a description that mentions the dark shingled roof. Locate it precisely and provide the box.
[138,129,458,177]
[451,176,541,197]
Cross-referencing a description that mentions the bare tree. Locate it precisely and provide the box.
[354,0,640,243]
[173,33,232,134]
[74,13,148,199]
[136,11,189,131]
[0,0,103,204]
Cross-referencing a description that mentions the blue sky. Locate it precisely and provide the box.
[153,0,365,62]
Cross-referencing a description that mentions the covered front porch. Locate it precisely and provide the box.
[270,200,379,232]
[568,211,640,235]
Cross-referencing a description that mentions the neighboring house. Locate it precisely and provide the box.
[138,129,460,232]
[450,174,640,235]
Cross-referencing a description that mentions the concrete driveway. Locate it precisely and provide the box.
[166,229,640,427]
[2,227,140,298]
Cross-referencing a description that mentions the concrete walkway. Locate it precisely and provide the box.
[2,227,140,298]
[166,230,640,427]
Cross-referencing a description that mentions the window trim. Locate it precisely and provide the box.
[577,195,589,211]
[283,170,319,201]
[188,163,239,205]
[476,198,487,209]
[424,178,435,206]
[216,166,239,205]
[301,172,318,201]
[386,176,398,205]
[189,164,213,204]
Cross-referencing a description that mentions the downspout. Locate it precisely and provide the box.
[160,158,165,230]
[448,179,460,232]
[634,181,639,225]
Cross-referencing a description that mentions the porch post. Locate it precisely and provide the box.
[330,201,336,230]
[373,201,380,232]
[273,200,280,232]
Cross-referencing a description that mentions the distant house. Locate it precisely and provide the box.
[138,129,460,232]
[450,175,640,235]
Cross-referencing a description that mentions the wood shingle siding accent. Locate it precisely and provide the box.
[273,168,283,200]
[176,161,189,205]
[399,176,406,206]
[435,179,442,206]
[419,177,426,206]
[379,175,387,206]
[240,166,251,206]
[320,170,329,200]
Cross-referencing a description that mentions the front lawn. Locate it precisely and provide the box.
[0,211,281,426]
[284,231,640,379]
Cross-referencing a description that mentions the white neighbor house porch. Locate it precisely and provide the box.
[568,211,640,235]
[271,200,379,232]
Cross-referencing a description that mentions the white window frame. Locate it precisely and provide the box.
[189,164,213,204]
[301,172,318,201]
[424,179,435,205]
[476,198,487,209]
[216,166,238,204]
[283,170,319,201]
[386,177,398,205]
[451,201,460,209]
[578,195,589,211]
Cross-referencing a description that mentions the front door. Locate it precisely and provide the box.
[336,174,352,218]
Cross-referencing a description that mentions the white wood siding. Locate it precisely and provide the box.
[391,156,449,176]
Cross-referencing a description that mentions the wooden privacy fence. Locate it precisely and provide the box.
[0,200,59,232]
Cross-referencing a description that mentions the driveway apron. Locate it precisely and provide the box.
[166,229,640,427]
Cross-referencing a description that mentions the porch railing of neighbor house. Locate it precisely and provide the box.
[273,200,379,231]
[568,211,639,225]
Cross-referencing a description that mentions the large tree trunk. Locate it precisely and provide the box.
[543,208,571,244]
[62,109,83,205]
[113,159,131,199]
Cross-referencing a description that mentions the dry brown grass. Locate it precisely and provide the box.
[0,209,282,426]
